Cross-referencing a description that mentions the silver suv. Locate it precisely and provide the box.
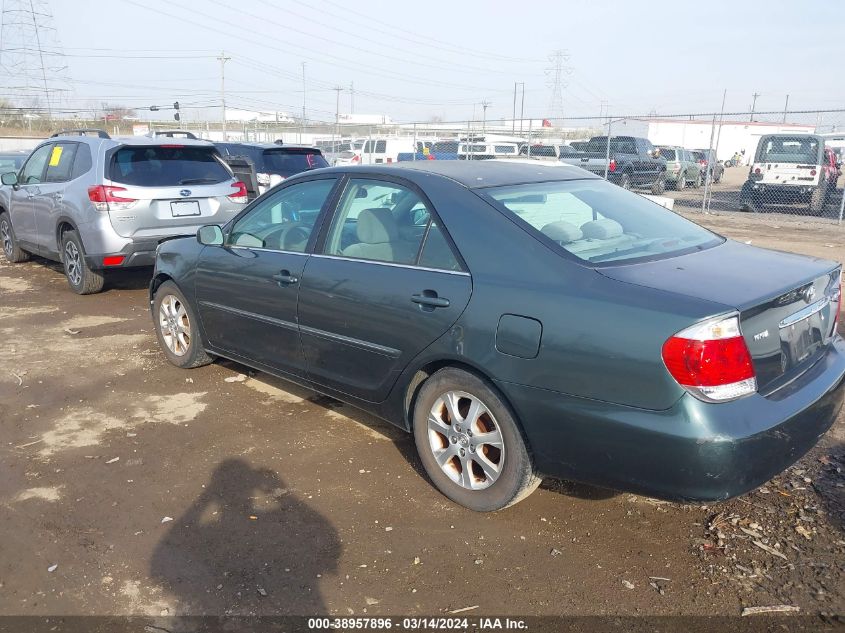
[0,129,248,294]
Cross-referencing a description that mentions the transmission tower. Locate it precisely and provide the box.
[0,0,69,119]
[545,49,572,122]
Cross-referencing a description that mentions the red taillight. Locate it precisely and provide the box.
[102,255,125,266]
[833,281,842,332]
[386,157,393,164]
[227,181,248,204]
[609,158,617,173]
[754,167,761,175]
[810,169,817,176]
[159,144,184,148]
[662,315,756,402]
[88,185,136,211]
[352,154,360,163]
[427,154,435,160]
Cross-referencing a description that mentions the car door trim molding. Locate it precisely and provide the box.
[198,300,299,332]
[310,253,470,277]
[300,323,401,358]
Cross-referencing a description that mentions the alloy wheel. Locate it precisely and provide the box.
[427,390,505,490]
[158,294,192,356]
[1,219,12,259]
[64,239,82,286]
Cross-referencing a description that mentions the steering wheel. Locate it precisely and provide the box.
[265,222,311,251]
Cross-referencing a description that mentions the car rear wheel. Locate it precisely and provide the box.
[809,185,826,214]
[0,213,30,263]
[62,230,104,294]
[153,280,213,369]
[413,368,541,511]
[692,171,702,189]
[618,172,632,190]
[674,172,686,190]
[651,173,667,195]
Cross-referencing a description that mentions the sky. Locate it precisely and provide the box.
[3,0,845,127]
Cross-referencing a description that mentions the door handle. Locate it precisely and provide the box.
[412,291,450,309]
[272,270,299,286]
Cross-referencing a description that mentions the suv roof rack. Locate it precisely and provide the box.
[51,129,111,139]
[150,129,199,139]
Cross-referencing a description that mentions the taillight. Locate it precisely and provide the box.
[608,158,617,173]
[227,181,248,204]
[87,185,136,212]
[810,169,817,176]
[102,255,125,266]
[662,315,756,402]
[754,167,761,175]
[352,154,360,163]
[833,280,842,332]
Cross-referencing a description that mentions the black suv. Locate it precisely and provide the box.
[215,143,328,199]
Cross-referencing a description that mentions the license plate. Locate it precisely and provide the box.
[170,200,200,217]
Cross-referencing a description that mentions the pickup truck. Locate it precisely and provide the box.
[562,135,667,194]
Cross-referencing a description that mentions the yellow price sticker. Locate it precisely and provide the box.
[48,145,63,167]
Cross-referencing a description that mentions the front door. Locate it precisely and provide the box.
[33,142,79,253]
[194,176,339,378]
[298,177,472,402]
[10,143,53,248]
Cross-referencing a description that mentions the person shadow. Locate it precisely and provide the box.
[150,459,341,615]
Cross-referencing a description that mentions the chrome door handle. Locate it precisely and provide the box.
[411,292,450,309]
[272,270,299,286]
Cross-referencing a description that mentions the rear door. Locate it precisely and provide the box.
[10,143,52,248]
[297,176,472,402]
[194,176,339,378]
[104,144,242,239]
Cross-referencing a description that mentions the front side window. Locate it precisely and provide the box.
[482,179,722,265]
[228,178,336,252]
[109,145,232,187]
[19,144,53,184]
[323,179,461,270]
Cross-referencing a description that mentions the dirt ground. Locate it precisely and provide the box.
[0,212,843,620]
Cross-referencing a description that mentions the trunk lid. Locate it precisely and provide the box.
[598,240,841,392]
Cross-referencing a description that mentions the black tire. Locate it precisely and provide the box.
[650,172,666,195]
[739,181,761,213]
[0,212,30,263]
[618,172,632,190]
[152,280,213,369]
[809,185,826,214]
[412,368,541,512]
[714,172,722,184]
[61,230,104,294]
[691,170,702,189]
[674,172,686,191]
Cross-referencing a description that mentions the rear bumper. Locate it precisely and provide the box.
[85,237,174,270]
[501,336,845,502]
[743,181,820,200]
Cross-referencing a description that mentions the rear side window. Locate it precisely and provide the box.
[261,149,328,177]
[44,143,79,183]
[71,144,93,180]
[108,146,232,187]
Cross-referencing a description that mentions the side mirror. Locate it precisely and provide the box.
[1,172,17,186]
[197,224,224,246]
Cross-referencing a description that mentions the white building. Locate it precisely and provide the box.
[615,118,817,162]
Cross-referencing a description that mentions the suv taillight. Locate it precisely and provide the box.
[662,315,756,402]
[833,281,842,333]
[608,158,617,173]
[87,185,136,212]
[227,181,248,204]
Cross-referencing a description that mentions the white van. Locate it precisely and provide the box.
[358,138,416,164]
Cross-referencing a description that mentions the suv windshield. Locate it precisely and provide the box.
[262,149,328,176]
[482,179,721,265]
[109,146,231,187]
[756,136,820,164]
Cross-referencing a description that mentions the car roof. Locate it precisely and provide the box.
[314,160,598,189]
[218,142,319,151]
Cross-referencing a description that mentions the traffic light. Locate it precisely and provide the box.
[173,101,180,110]
[173,101,180,121]
[174,112,180,121]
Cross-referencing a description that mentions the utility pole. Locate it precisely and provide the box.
[512,82,518,132]
[546,49,572,123]
[349,81,354,115]
[783,94,790,123]
[217,50,231,140]
[519,83,525,133]
[481,100,491,134]
[301,61,307,142]
[750,92,760,122]
[333,86,343,146]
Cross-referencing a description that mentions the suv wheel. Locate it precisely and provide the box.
[413,368,541,511]
[0,213,30,263]
[651,173,667,195]
[674,172,686,190]
[62,230,104,294]
[153,280,213,369]
[618,172,632,190]
[692,171,702,189]
[809,185,826,214]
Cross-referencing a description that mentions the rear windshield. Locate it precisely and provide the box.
[481,179,721,265]
[524,145,556,157]
[756,136,820,164]
[109,146,231,187]
[261,149,328,176]
[658,148,677,161]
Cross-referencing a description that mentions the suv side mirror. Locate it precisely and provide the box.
[197,224,224,246]
[1,172,18,186]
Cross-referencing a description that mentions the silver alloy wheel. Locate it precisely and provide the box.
[1,219,12,258]
[158,294,192,357]
[427,390,505,490]
[64,239,82,286]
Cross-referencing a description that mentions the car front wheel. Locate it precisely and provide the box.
[153,280,213,369]
[0,213,30,263]
[413,368,541,511]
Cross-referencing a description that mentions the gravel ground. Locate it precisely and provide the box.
[0,212,843,620]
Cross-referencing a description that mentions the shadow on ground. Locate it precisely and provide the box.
[150,459,341,615]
